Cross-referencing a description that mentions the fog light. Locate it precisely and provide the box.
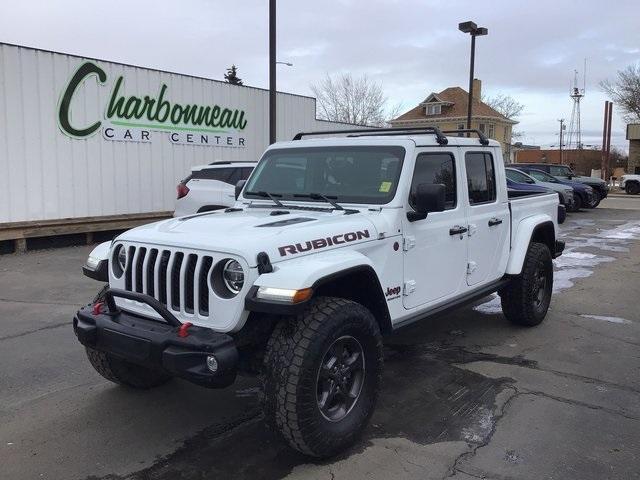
[206,355,218,373]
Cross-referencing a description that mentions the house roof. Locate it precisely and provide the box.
[392,86,517,124]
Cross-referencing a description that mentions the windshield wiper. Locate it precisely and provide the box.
[294,193,344,211]
[245,191,284,207]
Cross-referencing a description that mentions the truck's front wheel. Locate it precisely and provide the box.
[85,348,172,389]
[500,242,553,326]
[263,297,383,457]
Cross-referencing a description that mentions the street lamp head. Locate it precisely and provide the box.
[475,27,488,36]
[458,21,477,33]
[276,61,294,67]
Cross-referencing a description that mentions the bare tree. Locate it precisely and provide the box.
[311,73,400,126]
[600,64,640,122]
[482,93,525,120]
[482,93,525,142]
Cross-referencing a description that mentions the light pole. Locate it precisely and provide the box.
[458,21,488,133]
[269,0,276,144]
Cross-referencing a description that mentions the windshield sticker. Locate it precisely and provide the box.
[379,181,392,193]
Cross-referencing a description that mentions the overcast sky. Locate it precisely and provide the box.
[1,0,638,151]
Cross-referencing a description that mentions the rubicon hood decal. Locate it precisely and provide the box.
[278,230,370,256]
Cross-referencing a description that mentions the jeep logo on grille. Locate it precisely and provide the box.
[278,230,370,257]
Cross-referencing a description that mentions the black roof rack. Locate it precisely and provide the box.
[441,129,490,146]
[207,161,251,165]
[292,127,449,145]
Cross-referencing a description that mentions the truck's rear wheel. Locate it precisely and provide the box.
[85,347,172,389]
[500,242,553,326]
[263,297,383,457]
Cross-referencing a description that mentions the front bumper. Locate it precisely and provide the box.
[73,289,238,388]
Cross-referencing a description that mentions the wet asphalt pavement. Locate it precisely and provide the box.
[1,196,639,480]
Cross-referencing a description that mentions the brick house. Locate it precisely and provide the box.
[390,79,517,158]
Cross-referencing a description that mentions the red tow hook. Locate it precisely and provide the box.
[177,322,193,338]
[92,302,104,315]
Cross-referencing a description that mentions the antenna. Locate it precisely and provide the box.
[567,65,585,151]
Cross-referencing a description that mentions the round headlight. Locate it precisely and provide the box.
[222,259,244,294]
[112,245,127,278]
[117,246,127,271]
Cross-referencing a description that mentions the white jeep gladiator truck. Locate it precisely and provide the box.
[75,127,565,457]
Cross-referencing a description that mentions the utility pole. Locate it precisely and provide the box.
[269,0,276,144]
[558,119,565,164]
[605,102,613,181]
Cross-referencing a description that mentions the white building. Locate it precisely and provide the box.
[0,42,353,234]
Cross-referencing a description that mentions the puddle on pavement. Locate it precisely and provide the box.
[85,343,518,480]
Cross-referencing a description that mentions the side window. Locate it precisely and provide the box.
[227,168,242,185]
[241,167,254,180]
[465,152,496,205]
[193,167,234,183]
[410,153,456,210]
[549,165,569,177]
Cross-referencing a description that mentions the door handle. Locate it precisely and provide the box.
[449,226,468,236]
[488,218,503,227]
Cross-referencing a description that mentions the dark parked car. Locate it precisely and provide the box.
[507,163,607,207]
[511,166,594,211]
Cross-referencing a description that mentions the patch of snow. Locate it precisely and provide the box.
[580,314,631,324]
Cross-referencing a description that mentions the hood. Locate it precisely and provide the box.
[574,175,605,186]
[117,206,380,266]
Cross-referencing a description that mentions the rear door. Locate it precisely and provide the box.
[463,151,510,286]
[402,150,468,309]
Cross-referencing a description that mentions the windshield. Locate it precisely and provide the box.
[506,169,534,184]
[549,165,573,177]
[244,146,405,205]
[528,170,557,183]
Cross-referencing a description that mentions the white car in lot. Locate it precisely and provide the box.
[174,161,255,216]
[619,174,640,195]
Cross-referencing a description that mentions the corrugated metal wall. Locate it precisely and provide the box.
[0,43,354,224]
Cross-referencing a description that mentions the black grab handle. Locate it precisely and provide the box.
[488,218,503,227]
[449,226,468,236]
[103,288,182,327]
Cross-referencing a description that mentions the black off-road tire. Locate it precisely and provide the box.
[626,182,640,195]
[85,347,172,389]
[262,297,383,457]
[500,242,553,327]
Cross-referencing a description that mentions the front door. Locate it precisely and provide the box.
[402,151,468,310]
[463,151,510,286]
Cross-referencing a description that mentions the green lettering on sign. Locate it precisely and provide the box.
[58,61,249,139]
[58,62,107,137]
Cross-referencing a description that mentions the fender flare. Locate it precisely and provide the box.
[82,241,111,282]
[505,216,555,275]
[247,249,391,332]
[252,249,377,290]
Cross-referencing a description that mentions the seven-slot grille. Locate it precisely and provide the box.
[122,246,214,316]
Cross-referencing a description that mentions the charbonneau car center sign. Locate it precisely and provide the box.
[58,61,248,148]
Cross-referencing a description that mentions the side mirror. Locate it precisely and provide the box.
[235,179,247,200]
[407,183,446,222]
